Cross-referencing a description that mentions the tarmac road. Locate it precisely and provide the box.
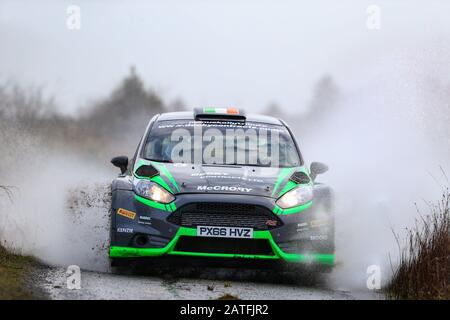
[39,265,380,300]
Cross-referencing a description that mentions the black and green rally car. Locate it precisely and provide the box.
[109,108,334,270]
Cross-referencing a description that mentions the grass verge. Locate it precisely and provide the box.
[386,189,450,299]
[0,245,40,299]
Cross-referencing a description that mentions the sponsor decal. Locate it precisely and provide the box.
[296,222,309,232]
[265,219,278,227]
[191,172,264,183]
[117,227,133,233]
[117,208,136,220]
[138,216,152,225]
[310,218,330,228]
[197,226,253,239]
[173,163,188,167]
[310,234,328,241]
[192,172,228,177]
[196,185,252,193]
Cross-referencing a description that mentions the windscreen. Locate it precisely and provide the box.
[142,120,301,168]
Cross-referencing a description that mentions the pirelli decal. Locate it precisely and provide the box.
[117,208,136,220]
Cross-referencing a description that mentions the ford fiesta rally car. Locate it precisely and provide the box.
[109,108,334,270]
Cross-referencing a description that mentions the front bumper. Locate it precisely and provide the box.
[110,227,334,265]
[110,193,334,266]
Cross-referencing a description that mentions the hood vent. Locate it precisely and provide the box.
[289,171,310,184]
[135,164,159,178]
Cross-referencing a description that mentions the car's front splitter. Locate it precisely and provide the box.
[109,227,334,266]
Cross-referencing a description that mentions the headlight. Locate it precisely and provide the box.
[134,180,175,204]
[276,186,313,209]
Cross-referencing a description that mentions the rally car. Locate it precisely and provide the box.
[109,108,334,270]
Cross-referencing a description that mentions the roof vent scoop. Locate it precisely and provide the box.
[289,171,310,184]
[135,165,159,178]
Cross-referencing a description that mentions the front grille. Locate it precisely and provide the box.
[167,203,282,230]
[174,236,274,255]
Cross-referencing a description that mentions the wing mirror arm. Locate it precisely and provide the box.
[310,161,329,182]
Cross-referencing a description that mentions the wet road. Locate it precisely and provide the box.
[39,266,379,300]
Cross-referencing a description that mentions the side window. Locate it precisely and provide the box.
[143,137,161,160]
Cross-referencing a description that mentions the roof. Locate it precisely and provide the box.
[156,110,284,125]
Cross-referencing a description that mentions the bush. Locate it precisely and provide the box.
[0,67,168,161]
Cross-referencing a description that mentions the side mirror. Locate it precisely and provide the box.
[310,161,329,181]
[111,156,128,175]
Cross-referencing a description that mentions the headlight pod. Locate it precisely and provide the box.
[276,185,313,209]
[134,180,175,204]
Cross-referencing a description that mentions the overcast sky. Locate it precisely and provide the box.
[1,0,449,115]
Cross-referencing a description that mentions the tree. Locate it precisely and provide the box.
[85,67,166,138]
[168,98,186,112]
[264,102,284,119]
[0,186,14,202]
[305,75,340,121]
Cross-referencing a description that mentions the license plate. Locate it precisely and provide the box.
[197,226,253,239]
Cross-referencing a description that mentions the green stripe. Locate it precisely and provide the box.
[273,201,313,215]
[134,158,151,173]
[134,161,174,194]
[272,205,282,215]
[271,168,295,197]
[277,167,312,197]
[151,162,180,193]
[203,107,216,113]
[134,195,176,212]
[281,201,313,214]
[278,180,298,197]
[150,175,173,193]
